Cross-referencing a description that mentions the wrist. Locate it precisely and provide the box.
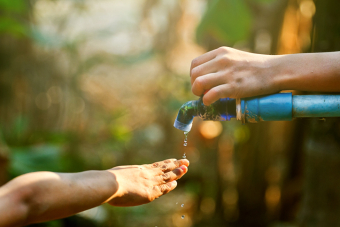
[103,170,119,203]
[266,54,295,91]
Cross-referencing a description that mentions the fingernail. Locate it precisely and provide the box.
[180,165,187,172]
[171,181,177,186]
[181,159,189,166]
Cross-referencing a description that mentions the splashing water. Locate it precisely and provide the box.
[181,215,185,219]
[181,204,184,207]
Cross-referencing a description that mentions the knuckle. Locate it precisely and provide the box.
[174,160,181,167]
[191,86,197,96]
[162,173,171,181]
[211,87,221,98]
[192,78,205,95]
[163,183,173,194]
[164,158,176,164]
[152,162,160,168]
[195,77,205,89]
[191,66,201,78]
[217,46,228,54]
[191,58,199,69]
[159,184,167,192]
[161,164,168,171]
[216,56,228,65]
[147,190,155,202]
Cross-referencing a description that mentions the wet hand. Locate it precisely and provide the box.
[106,159,189,207]
[190,46,279,106]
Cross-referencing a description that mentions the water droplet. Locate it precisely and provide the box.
[181,204,184,207]
[182,152,186,158]
[181,215,185,219]
[176,202,178,204]
[183,131,189,147]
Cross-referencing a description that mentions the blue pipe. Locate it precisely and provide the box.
[174,93,340,131]
[293,95,340,118]
[242,93,340,123]
[241,93,293,123]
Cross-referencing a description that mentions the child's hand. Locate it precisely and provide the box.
[106,159,189,207]
[190,46,280,106]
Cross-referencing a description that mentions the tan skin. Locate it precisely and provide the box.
[190,46,340,105]
[0,158,189,227]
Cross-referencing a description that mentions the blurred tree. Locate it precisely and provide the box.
[0,0,31,186]
[298,1,340,226]
[195,0,292,226]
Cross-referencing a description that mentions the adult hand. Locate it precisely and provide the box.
[190,46,279,106]
[107,159,189,206]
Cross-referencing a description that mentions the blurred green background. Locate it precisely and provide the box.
[1,0,339,226]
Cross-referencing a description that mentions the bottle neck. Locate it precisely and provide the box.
[196,97,236,121]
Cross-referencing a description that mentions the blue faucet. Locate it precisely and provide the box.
[174,93,340,132]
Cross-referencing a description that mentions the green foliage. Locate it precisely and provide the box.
[9,145,64,177]
[0,0,26,13]
[185,181,201,194]
[196,0,252,45]
[0,0,28,37]
[0,16,27,36]
[110,124,132,142]
[255,0,277,3]
[13,115,29,141]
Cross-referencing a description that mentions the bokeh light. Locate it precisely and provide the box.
[199,121,223,139]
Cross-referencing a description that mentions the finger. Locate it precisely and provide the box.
[191,72,228,96]
[149,159,190,172]
[156,181,177,195]
[190,59,220,85]
[177,159,190,167]
[161,159,189,172]
[149,159,177,169]
[190,49,219,73]
[160,165,188,183]
[203,84,234,106]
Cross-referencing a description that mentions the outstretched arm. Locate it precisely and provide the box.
[0,159,189,227]
[190,47,340,105]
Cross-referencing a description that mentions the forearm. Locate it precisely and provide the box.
[272,52,340,92]
[0,170,117,226]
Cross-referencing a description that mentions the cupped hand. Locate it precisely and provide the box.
[190,46,280,106]
[106,159,189,207]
